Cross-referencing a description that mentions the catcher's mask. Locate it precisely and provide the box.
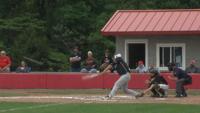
[149,69,159,77]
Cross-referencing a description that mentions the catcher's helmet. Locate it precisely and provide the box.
[149,69,159,76]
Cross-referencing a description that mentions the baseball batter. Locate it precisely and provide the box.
[84,54,141,99]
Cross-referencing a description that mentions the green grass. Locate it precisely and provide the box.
[0,102,199,113]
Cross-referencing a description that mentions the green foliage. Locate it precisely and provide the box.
[0,40,5,49]
[10,28,49,71]
[0,15,45,31]
[0,0,200,71]
[47,50,69,71]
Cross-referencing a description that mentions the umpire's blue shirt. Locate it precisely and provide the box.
[173,67,188,79]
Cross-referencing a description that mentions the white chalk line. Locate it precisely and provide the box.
[0,96,170,101]
[0,96,75,99]
[0,96,132,99]
[0,103,64,113]
[0,96,120,102]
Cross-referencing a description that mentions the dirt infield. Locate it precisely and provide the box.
[0,89,200,104]
[0,89,199,104]
[0,95,200,104]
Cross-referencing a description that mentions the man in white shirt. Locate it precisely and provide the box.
[135,60,147,73]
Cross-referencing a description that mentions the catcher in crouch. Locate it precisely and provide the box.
[140,69,169,97]
[84,53,141,99]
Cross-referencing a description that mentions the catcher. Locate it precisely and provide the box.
[140,69,169,97]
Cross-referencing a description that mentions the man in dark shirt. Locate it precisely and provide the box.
[167,63,192,97]
[140,69,168,97]
[99,49,113,72]
[69,46,82,72]
[95,54,141,99]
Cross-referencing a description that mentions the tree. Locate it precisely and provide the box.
[1,0,200,71]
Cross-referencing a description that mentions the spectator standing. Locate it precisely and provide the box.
[69,46,82,72]
[81,51,97,73]
[135,60,147,73]
[0,50,11,72]
[186,59,199,73]
[16,61,31,73]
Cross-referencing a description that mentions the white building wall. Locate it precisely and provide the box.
[116,35,200,69]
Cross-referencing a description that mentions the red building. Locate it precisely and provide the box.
[101,9,200,71]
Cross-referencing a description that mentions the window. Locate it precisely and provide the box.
[157,44,185,70]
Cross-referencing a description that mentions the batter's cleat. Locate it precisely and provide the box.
[103,95,112,100]
[135,92,144,98]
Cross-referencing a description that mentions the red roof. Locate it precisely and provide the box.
[101,9,200,36]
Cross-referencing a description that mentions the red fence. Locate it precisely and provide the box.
[0,72,199,89]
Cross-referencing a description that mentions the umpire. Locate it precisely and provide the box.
[167,63,192,97]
